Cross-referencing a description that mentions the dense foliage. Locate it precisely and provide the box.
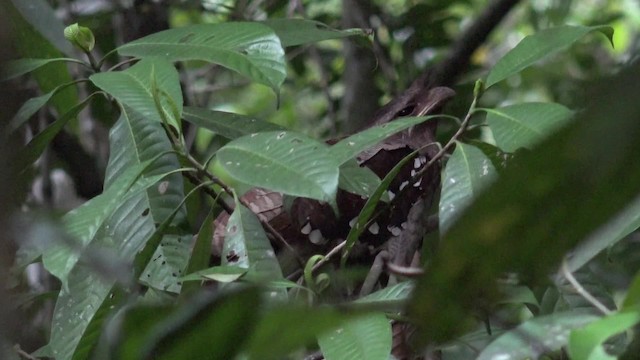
[2,0,640,359]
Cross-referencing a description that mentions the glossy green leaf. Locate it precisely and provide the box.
[117,23,286,91]
[90,58,183,129]
[485,102,574,152]
[222,195,285,299]
[439,142,497,234]
[568,309,640,360]
[0,58,77,82]
[409,63,640,344]
[263,19,368,47]
[567,197,640,272]
[218,131,338,202]
[113,287,260,360]
[338,159,382,199]
[105,107,188,293]
[330,115,439,165]
[478,310,600,360]
[318,312,391,360]
[182,106,285,140]
[486,25,614,87]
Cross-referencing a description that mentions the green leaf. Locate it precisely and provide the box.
[90,58,183,129]
[182,106,285,140]
[42,160,151,284]
[486,25,614,87]
[18,94,95,170]
[181,208,216,293]
[6,81,79,133]
[262,19,368,47]
[0,58,76,82]
[105,106,189,293]
[222,194,285,299]
[341,148,420,264]
[329,115,440,165]
[567,197,640,272]
[484,102,574,152]
[48,106,188,360]
[318,312,391,360]
[245,306,359,360]
[6,0,79,122]
[439,142,497,234]
[408,62,640,344]
[478,310,600,360]
[355,281,414,312]
[117,23,286,91]
[568,309,640,360]
[217,131,338,202]
[181,265,248,283]
[623,271,640,310]
[113,287,261,360]
[338,160,383,199]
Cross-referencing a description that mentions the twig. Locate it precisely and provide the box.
[561,260,612,315]
[14,344,38,360]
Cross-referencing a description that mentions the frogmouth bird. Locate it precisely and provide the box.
[213,74,455,270]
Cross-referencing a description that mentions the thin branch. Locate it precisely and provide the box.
[561,260,612,315]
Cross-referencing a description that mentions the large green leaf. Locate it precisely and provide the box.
[263,19,368,47]
[42,160,153,285]
[112,288,260,360]
[486,25,614,87]
[485,102,574,152]
[90,58,183,130]
[329,115,440,165]
[104,106,189,293]
[318,312,391,360]
[222,195,285,299]
[117,23,286,91]
[408,63,640,344]
[48,106,188,359]
[568,309,640,360]
[478,311,600,360]
[439,142,497,234]
[217,131,338,202]
[182,106,285,140]
[338,160,382,199]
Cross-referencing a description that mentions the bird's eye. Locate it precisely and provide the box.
[397,105,415,117]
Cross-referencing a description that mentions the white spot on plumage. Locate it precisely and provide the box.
[368,222,379,235]
[399,181,409,190]
[414,158,421,168]
[387,191,395,200]
[301,222,312,234]
[309,229,326,244]
[388,226,402,236]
